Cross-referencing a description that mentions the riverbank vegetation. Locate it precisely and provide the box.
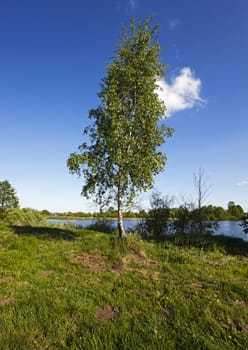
[0,221,248,349]
[44,200,245,222]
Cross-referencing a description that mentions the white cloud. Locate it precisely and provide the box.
[236,180,248,187]
[168,18,180,30]
[156,67,206,117]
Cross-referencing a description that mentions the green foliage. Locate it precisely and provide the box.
[3,208,45,226]
[173,204,194,234]
[67,17,173,237]
[41,209,52,216]
[190,204,244,221]
[212,205,227,220]
[240,212,248,234]
[0,180,19,214]
[42,203,245,222]
[137,192,221,236]
[227,202,244,220]
[85,219,115,234]
[190,208,220,234]
[140,191,173,236]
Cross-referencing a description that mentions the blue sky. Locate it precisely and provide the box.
[1,0,247,212]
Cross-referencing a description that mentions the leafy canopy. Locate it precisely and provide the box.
[67,18,173,212]
[0,180,19,213]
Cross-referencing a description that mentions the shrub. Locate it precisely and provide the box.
[85,220,114,234]
[240,213,248,234]
[3,208,45,226]
[138,192,174,236]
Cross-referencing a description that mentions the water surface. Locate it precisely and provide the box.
[47,219,248,242]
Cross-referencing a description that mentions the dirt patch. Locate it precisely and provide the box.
[0,276,14,283]
[135,268,150,278]
[118,251,158,280]
[122,251,156,267]
[15,281,30,287]
[221,320,248,336]
[72,250,156,274]
[240,323,248,335]
[234,299,248,308]
[111,250,156,274]
[238,324,248,335]
[191,282,203,290]
[96,306,119,322]
[163,307,174,316]
[0,297,15,307]
[111,263,124,273]
[72,253,107,272]
[40,270,54,277]
[0,243,4,249]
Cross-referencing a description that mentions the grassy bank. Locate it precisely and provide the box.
[0,222,247,349]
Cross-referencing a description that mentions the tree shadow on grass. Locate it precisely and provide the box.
[12,225,79,241]
[142,233,248,257]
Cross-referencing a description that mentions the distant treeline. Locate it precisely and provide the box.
[43,202,245,221]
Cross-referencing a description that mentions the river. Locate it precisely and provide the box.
[47,219,248,242]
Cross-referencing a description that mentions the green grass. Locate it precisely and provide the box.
[0,221,248,349]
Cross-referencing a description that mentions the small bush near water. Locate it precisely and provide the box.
[85,219,115,234]
[137,192,220,238]
[2,208,45,226]
[0,222,247,349]
[240,213,248,234]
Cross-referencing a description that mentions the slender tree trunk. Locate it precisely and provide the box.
[117,183,126,239]
[194,168,210,234]
[117,206,126,239]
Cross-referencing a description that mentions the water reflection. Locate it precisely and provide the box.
[216,221,248,241]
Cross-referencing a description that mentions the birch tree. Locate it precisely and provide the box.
[67,18,173,238]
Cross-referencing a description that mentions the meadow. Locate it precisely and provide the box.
[0,221,248,349]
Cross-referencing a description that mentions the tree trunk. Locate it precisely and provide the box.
[117,207,126,239]
[117,184,126,239]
